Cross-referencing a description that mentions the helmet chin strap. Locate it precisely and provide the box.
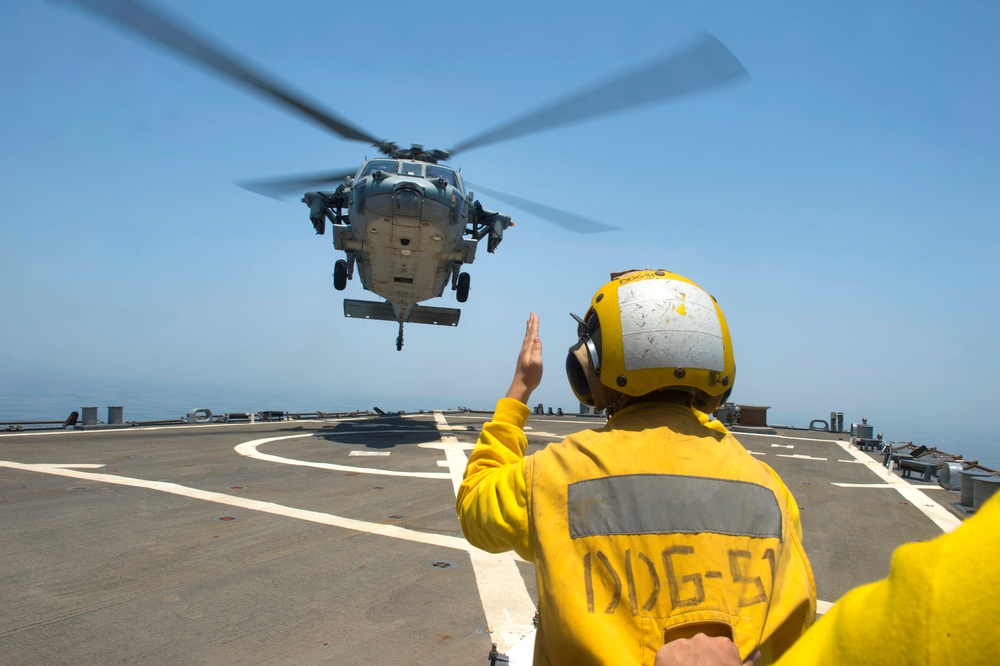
[601,392,631,417]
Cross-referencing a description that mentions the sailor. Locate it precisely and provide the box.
[456,269,816,665]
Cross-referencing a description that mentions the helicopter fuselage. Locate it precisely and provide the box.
[303,157,512,347]
[339,159,475,312]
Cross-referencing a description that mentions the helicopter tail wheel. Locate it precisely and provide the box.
[396,322,405,351]
[456,272,471,303]
[333,259,349,291]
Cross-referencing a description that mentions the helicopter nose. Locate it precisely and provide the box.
[394,183,423,217]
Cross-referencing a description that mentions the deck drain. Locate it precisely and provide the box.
[226,486,245,491]
[427,560,458,570]
[384,514,405,521]
[215,516,239,522]
[65,486,89,491]
[369,485,386,490]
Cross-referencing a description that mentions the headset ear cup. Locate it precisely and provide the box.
[566,344,594,406]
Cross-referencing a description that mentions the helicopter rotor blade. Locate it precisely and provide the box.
[64,0,381,145]
[466,182,617,234]
[237,168,358,200]
[450,33,748,156]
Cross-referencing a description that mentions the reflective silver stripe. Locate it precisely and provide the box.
[567,474,783,540]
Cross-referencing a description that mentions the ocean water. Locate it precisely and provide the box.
[2,371,998,471]
[0,372,469,424]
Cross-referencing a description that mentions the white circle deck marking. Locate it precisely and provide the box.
[234,432,450,479]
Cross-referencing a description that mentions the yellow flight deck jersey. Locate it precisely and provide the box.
[457,398,816,665]
[773,490,1000,665]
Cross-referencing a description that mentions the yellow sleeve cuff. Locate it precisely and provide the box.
[493,397,530,429]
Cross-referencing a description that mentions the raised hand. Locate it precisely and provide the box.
[505,312,543,404]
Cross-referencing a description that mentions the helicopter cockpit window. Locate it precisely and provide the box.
[399,161,426,177]
[426,165,458,187]
[362,160,398,177]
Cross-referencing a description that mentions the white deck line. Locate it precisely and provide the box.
[0,459,469,551]
[736,432,850,444]
[833,440,961,533]
[832,483,948,491]
[776,454,828,461]
[235,433,450,479]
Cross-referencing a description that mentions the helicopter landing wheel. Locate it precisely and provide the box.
[456,272,471,303]
[333,259,348,291]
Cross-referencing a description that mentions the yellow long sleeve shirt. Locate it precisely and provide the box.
[774,489,1000,665]
[457,398,815,665]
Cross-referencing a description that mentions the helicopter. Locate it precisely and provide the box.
[65,0,749,350]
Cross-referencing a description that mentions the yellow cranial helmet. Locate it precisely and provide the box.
[566,269,735,413]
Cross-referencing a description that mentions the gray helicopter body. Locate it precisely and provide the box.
[302,158,511,348]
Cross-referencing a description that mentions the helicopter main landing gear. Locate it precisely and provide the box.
[456,271,470,303]
[333,259,349,291]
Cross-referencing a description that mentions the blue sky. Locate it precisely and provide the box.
[2,1,998,449]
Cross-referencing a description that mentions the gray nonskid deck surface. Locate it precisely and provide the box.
[0,413,960,664]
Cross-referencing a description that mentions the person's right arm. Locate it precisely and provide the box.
[774,492,1000,664]
[454,313,543,560]
[455,398,534,558]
